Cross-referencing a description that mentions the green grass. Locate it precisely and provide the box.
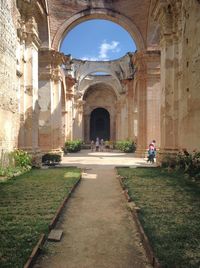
[0,167,81,268]
[117,167,200,268]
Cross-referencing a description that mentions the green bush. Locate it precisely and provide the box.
[0,149,32,179]
[64,140,82,153]
[115,140,136,153]
[12,149,32,168]
[42,154,61,166]
[161,149,200,180]
[161,154,177,169]
[181,150,200,179]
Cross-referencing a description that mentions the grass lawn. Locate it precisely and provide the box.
[117,167,200,268]
[0,167,81,268]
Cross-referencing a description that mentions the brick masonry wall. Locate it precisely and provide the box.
[0,0,20,151]
[179,0,200,150]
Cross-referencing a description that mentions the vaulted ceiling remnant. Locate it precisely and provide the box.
[68,53,135,95]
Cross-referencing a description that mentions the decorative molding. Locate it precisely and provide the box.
[17,18,41,48]
[152,0,182,39]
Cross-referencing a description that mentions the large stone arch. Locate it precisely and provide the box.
[80,79,122,99]
[52,8,145,51]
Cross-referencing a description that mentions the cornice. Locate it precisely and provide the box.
[17,18,41,48]
[39,49,71,67]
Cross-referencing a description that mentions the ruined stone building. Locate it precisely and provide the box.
[0,0,200,158]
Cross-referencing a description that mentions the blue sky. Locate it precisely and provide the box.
[60,19,136,61]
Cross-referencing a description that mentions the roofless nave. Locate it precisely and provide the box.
[0,0,200,159]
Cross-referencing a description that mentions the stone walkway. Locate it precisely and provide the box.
[34,150,152,268]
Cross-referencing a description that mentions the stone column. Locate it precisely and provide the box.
[115,101,121,140]
[152,1,182,158]
[145,51,161,148]
[73,99,85,140]
[38,49,70,151]
[51,68,63,149]
[84,114,90,143]
[18,17,41,153]
[118,95,128,140]
[110,111,115,141]
[17,23,26,149]
[122,78,135,140]
[132,78,138,141]
[133,52,147,157]
[65,76,76,141]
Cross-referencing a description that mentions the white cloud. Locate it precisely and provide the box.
[81,40,121,61]
[99,40,120,60]
[81,56,99,61]
[99,41,120,60]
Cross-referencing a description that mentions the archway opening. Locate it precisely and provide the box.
[90,108,110,141]
[60,19,136,61]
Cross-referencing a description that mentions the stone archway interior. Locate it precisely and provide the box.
[90,108,110,141]
[83,82,118,143]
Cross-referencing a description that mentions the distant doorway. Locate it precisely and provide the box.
[90,108,110,141]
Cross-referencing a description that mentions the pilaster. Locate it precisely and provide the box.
[132,51,147,157]
[38,49,70,151]
[152,0,182,158]
[17,17,41,153]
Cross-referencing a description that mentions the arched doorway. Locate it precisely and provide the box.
[90,108,110,141]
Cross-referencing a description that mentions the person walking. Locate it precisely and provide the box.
[90,140,95,152]
[95,137,100,152]
[100,138,104,152]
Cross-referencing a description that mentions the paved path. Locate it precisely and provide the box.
[34,151,152,268]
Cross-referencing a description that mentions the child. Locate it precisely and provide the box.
[147,142,156,163]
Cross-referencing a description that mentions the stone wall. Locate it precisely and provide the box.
[0,0,19,151]
[153,0,200,155]
[179,0,200,151]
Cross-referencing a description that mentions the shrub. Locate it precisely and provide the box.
[115,140,136,153]
[0,149,32,179]
[184,150,200,179]
[64,140,82,153]
[12,149,32,168]
[161,149,200,181]
[176,149,192,170]
[161,154,177,169]
[42,154,61,166]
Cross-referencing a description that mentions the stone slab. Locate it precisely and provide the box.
[48,229,63,242]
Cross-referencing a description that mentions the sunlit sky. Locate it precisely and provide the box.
[60,19,136,61]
